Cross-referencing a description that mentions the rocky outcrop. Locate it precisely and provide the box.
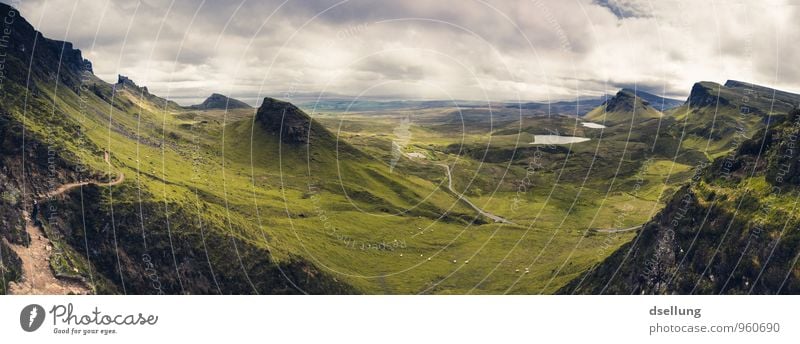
[113,74,182,110]
[0,3,91,92]
[255,97,314,144]
[116,74,140,89]
[0,4,357,295]
[687,82,729,108]
[562,109,800,295]
[0,108,94,294]
[604,89,646,113]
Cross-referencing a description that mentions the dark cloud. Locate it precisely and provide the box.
[593,0,651,19]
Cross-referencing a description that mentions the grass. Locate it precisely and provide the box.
[5,67,712,294]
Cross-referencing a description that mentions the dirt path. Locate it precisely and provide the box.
[6,152,124,295]
[5,211,90,295]
[593,225,642,233]
[438,164,514,225]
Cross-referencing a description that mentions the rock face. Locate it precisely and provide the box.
[112,74,183,110]
[0,3,91,92]
[189,93,252,110]
[687,82,728,108]
[0,109,88,294]
[116,74,148,94]
[562,109,800,295]
[604,89,645,113]
[255,97,314,144]
[0,4,357,295]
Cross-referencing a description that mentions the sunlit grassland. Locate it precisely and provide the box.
[7,72,710,294]
[308,108,702,293]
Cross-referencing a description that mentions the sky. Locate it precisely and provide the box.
[16,0,800,106]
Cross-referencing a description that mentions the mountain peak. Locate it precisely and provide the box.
[604,88,648,113]
[685,80,800,117]
[117,74,140,87]
[0,2,92,88]
[686,81,726,108]
[189,93,251,110]
[255,97,313,144]
[584,88,664,123]
[724,80,749,88]
[618,88,683,111]
[115,74,154,96]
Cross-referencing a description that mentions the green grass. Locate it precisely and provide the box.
[4,66,713,294]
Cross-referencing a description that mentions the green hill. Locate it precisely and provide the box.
[0,2,489,294]
[2,1,797,295]
[667,81,800,157]
[562,109,800,294]
[584,89,664,124]
[189,93,252,110]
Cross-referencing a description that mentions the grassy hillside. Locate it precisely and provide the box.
[667,81,800,157]
[4,2,796,295]
[1,2,634,294]
[585,89,663,124]
[563,109,800,294]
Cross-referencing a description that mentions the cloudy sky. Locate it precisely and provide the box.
[17,0,800,106]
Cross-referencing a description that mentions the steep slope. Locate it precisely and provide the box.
[189,93,252,110]
[667,81,800,156]
[114,74,183,111]
[256,97,324,144]
[620,88,683,111]
[562,109,800,294]
[0,3,489,294]
[584,89,663,124]
[724,80,800,112]
[0,3,356,294]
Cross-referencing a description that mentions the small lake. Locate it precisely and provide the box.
[581,122,606,129]
[530,135,590,145]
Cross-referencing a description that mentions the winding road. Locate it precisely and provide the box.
[438,164,514,225]
[6,152,124,295]
[436,164,643,231]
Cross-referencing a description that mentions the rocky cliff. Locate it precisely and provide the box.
[563,109,800,294]
[256,97,316,144]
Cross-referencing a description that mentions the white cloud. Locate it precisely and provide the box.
[17,0,800,105]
